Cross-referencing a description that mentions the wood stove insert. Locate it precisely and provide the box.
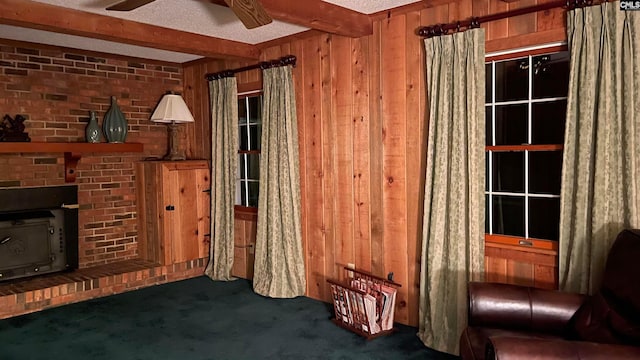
[0,185,78,281]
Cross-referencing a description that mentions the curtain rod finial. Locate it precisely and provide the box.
[282,55,296,67]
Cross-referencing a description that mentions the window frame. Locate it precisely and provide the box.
[236,89,263,211]
[484,44,567,251]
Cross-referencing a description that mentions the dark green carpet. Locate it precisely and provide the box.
[0,276,458,360]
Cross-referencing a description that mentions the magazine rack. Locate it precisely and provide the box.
[327,267,401,339]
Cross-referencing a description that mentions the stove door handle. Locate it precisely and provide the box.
[0,236,11,245]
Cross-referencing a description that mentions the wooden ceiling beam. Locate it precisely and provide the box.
[211,0,373,37]
[0,0,260,60]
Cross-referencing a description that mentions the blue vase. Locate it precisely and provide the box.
[85,110,101,143]
[103,96,128,143]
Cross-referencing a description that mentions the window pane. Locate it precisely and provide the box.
[239,154,247,179]
[246,154,260,180]
[239,125,248,151]
[532,52,569,99]
[485,194,490,233]
[235,180,242,205]
[529,197,560,240]
[529,151,562,194]
[485,155,489,191]
[485,63,492,103]
[238,98,247,125]
[492,152,524,192]
[485,106,492,146]
[492,195,525,237]
[494,104,528,145]
[532,100,566,144]
[240,180,248,207]
[247,181,259,207]
[248,96,261,124]
[494,58,528,102]
[249,124,261,150]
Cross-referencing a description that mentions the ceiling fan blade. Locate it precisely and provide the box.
[106,0,156,11]
[223,0,273,29]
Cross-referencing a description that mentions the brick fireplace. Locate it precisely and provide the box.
[0,39,207,318]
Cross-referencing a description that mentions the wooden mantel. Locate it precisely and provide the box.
[0,142,144,183]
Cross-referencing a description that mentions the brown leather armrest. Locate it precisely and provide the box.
[468,282,587,335]
[488,336,640,360]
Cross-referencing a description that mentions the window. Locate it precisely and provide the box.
[485,50,569,244]
[236,93,262,208]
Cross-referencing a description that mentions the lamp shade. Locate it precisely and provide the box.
[150,94,195,123]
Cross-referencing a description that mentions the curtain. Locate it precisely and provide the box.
[252,65,306,298]
[205,76,238,281]
[418,28,485,355]
[559,2,639,294]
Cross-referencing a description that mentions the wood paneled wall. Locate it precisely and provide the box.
[182,0,567,326]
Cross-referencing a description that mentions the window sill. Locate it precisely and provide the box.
[485,234,558,252]
[235,205,257,221]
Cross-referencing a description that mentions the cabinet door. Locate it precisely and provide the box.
[195,167,210,259]
[165,165,210,263]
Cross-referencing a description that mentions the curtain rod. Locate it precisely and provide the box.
[205,55,297,81]
[417,0,600,38]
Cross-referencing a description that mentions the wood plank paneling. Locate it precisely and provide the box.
[405,9,425,328]
[332,35,355,284]
[368,20,385,279]
[485,242,558,289]
[352,36,372,274]
[290,38,308,295]
[232,214,257,279]
[182,0,567,326]
[380,14,410,325]
[302,35,326,300]
[508,0,538,36]
[488,0,509,40]
[320,33,337,298]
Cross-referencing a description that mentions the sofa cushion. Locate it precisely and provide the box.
[460,326,561,360]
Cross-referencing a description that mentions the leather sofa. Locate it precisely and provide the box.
[460,229,640,359]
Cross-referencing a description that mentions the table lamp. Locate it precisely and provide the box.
[150,93,195,161]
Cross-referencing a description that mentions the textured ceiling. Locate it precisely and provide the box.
[4,0,422,63]
[323,0,422,14]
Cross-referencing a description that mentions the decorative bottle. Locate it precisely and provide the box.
[103,96,128,143]
[85,110,101,143]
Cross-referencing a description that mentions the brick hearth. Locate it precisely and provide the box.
[0,258,207,319]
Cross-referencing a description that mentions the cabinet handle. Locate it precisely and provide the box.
[165,205,175,211]
[203,189,211,193]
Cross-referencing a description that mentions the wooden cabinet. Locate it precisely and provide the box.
[136,160,210,265]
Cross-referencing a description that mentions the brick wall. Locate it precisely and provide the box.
[0,39,183,268]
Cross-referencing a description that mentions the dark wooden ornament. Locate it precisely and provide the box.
[0,114,31,142]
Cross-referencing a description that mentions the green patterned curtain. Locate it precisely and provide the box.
[418,29,485,355]
[559,2,639,294]
[205,76,238,281]
[253,65,306,298]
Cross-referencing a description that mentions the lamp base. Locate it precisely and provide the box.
[163,122,186,161]
[163,153,186,161]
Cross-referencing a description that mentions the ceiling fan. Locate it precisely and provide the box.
[106,0,273,29]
